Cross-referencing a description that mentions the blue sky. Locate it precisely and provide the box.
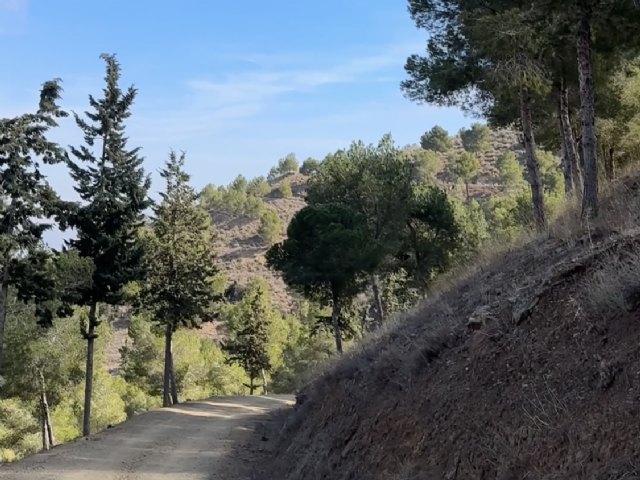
[1,0,471,203]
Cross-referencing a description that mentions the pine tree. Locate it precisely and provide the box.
[222,286,272,395]
[140,151,219,407]
[0,80,67,373]
[66,54,151,436]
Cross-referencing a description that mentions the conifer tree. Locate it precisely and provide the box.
[66,54,151,436]
[222,285,272,395]
[140,151,218,407]
[0,80,67,373]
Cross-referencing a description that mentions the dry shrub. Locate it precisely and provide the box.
[583,249,640,318]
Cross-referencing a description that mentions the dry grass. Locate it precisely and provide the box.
[583,249,640,319]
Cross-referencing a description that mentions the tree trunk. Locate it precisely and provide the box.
[577,7,599,217]
[261,368,268,395]
[169,351,178,405]
[520,89,546,229]
[0,264,9,374]
[370,274,385,328]
[249,376,255,395]
[465,181,470,202]
[40,370,54,448]
[82,302,98,437]
[163,325,173,407]
[559,82,583,196]
[41,393,50,451]
[331,288,343,354]
[606,147,615,180]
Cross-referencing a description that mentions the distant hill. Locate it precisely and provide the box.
[106,127,527,372]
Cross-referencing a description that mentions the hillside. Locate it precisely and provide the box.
[105,128,528,372]
[265,173,640,479]
[211,173,308,312]
[211,128,524,309]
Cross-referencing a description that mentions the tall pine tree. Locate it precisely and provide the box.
[140,151,219,407]
[66,54,151,436]
[0,80,67,373]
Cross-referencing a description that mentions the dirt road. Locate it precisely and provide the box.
[0,395,293,480]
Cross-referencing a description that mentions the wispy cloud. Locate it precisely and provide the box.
[185,44,415,110]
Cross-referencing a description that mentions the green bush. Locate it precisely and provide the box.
[279,180,293,198]
[300,158,321,176]
[259,208,282,245]
[0,398,40,460]
[247,176,271,197]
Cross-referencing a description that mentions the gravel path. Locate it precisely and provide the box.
[0,395,293,480]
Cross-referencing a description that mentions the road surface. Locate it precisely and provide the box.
[0,395,293,480]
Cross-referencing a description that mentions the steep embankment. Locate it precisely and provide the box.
[268,175,640,479]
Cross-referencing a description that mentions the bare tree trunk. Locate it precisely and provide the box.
[465,181,470,202]
[40,371,54,448]
[41,393,50,451]
[169,351,178,405]
[0,264,9,374]
[249,377,255,395]
[331,288,343,354]
[370,274,385,328]
[261,368,268,395]
[82,302,98,437]
[559,82,583,195]
[520,89,546,229]
[163,325,173,407]
[577,6,599,217]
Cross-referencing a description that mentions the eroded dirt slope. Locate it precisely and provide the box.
[267,177,640,479]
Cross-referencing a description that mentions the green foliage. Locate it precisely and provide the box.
[199,176,268,218]
[402,186,462,286]
[222,284,272,393]
[450,151,481,184]
[259,207,282,246]
[460,124,491,154]
[452,199,490,263]
[420,125,453,152]
[485,192,535,241]
[307,135,414,274]
[497,152,526,187]
[268,153,299,181]
[269,300,334,393]
[300,158,321,176]
[0,79,68,368]
[121,314,247,400]
[536,149,565,195]
[67,53,151,308]
[247,176,271,197]
[267,204,381,304]
[278,179,293,198]
[141,151,219,334]
[0,398,40,460]
[402,148,445,182]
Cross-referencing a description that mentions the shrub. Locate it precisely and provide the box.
[583,250,640,319]
[420,125,452,153]
[279,180,293,198]
[247,176,271,197]
[259,208,282,245]
[300,158,321,176]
